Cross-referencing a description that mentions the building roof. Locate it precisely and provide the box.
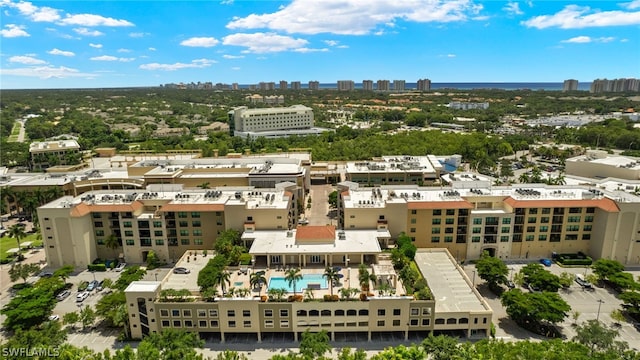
[295,226,336,242]
[247,229,386,255]
[407,200,474,210]
[504,197,619,212]
[414,250,490,313]
[29,139,80,153]
[70,200,144,217]
[125,281,161,293]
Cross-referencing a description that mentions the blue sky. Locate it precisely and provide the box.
[1,0,639,89]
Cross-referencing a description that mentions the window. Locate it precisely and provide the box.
[154,230,163,237]
[432,218,441,225]
[411,210,417,215]
[582,234,591,240]
[586,207,595,213]
[155,239,164,246]
[568,216,581,223]
[123,221,132,228]
[162,320,170,327]
[410,319,419,326]
[210,320,219,327]
[124,230,134,237]
[500,236,509,242]
[243,310,251,317]
[583,225,592,231]
[280,320,289,328]
[410,218,416,224]
[472,236,480,243]
[567,225,580,232]
[538,235,547,241]
[445,218,455,225]
[526,235,534,241]
[183,310,191,317]
[96,239,105,245]
[153,221,162,228]
[160,309,169,317]
[473,218,482,225]
[502,218,511,224]
[472,227,482,234]
[193,230,202,236]
[528,217,537,224]
[126,239,134,246]
[527,226,536,232]
[95,230,105,237]
[393,309,401,316]
[184,320,193,327]
[172,310,180,317]
[422,319,430,326]
[228,321,236,328]
[181,239,190,245]
[540,226,549,232]
[199,320,207,327]
[433,209,442,216]
[540,217,549,223]
[446,209,455,216]
[191,212,200,218]
[410,228,416,233]
[179,221,189,227]
[178,212,187,218]
[585,216,594,222]
[92,213,101,219]
[569,207,581,213]
[243,320,251,328]
[542,208,551,214]
[265,320,274,328]
[529,208,538,214]
[194,239,203,245]
[179,230,189,236]
[377,320,385,327]
[94,221,103,228]
[209,309,218,317]
[501,227,510,233]
[197,310,206,317]
[444,236,453,243]
[411,308,419,316]
[431,228,440,234]
[431,236,440,243]
[280,309,288,317]
[192,221,201,228]
[227,310,235,317]
[173,320,181,327]
[377,309,385,316]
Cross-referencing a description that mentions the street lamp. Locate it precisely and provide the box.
[154,272,158,281]
[629,142,635,152]
[472,270,476,287]
[596,299,605,322]
[509,267,515,281]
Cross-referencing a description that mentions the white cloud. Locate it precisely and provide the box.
[117,48,131,53]
[621,38,629,42]
[139,58,216,71]
[561,36,616,43]
[90,55,135,62]
[293,47,329,53]
[148,47,156,51]
[3,1,60,22]
[48,48,75,56]
[0,24,29,37]
[522,5,640,29]
[89,43,102,48]
[222,32,308,53]
[180,37,219,47]
[337,45,349,48]
[9,55,46,64]
[621,0,640,10]
[74,27,104,36]
[231,66,241,70]
[222,54,244,59]
[324,40,339,46]
[447,54,456,57]
[129,32,149,38]
[221,0,234,4]
[59,13,133,27]
[503,2,523,15]
[226,0,484,35]
[0,65,93,79]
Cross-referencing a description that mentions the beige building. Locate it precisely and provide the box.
[345,156,444,186]
[29,139,81,171]
[124,246,491,341]
[565,151,640,180]
[38,184,299,268]
[337,181,640,264]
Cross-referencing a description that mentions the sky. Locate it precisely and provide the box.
[1,0,639,89]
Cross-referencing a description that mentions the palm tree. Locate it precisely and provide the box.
[198,182,210,189]
[250,271,267,295]
[267,288,286,301]
[7,223,26,251]
[214,271,231,295]
[284,267,302,296]
[323,266,340,297]
[358,264,376,293]
[104,233,120,260]
[518,172,530,184]
[555,172,566,185]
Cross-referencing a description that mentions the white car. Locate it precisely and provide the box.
[76,291,89,303]
[114,263,126,272]
[48,315,60,321]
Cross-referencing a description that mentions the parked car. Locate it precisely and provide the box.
[540,258,552,267]
[56,290,71,301]
[96,280,104,292]
[48,315,60,321]
[114,263,126,272]
[86,280,99,292]
[173,267,190,274]
[39,271,54,278]
[76,292,89,303]
[506,280,516,289]
[575,274,594,290]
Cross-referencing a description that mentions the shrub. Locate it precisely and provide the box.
[288,295,303,302]
[239,253,251,265]
[78,281,89,291]
[323,294,339,302]
[360,293,368,301]
[87,263,107,272]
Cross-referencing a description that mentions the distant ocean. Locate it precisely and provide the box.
[240,82,591,91]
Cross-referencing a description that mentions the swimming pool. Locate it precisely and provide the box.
[268,274,327,292]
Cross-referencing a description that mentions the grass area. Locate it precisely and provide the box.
[7,121,20,142]
[0,233,42,261]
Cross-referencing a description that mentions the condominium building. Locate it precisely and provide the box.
[125,244,492,341]
[259,82,276,91]
[308,81,320,90]
[590,78,640,93]
[562,79,579,92]
[337,80,355,91]
[448,102,489,110]
[337,182,640,264]
[228,105,331,138]
[38,184,299,268]
[279,81,288,90]
[362,80,374,91]
[345,156,444,186]
[417,79,431,92]
[291,81,301,90]
[376,80,390,91]
[29,140,81,171]
[393,80,405,92]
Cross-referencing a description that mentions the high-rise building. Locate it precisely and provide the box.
[308,81,320,90]
[417,79,431,91]
[562,79,579,92]
[591,78,640,93]
[393,80,405,92]
[337,80,355,91]
[362,80,374,91]
[376,80,390,91]
[279,80,288,90]
[259,82,276,91]
[291,81,301,90]
[232,83,239,90]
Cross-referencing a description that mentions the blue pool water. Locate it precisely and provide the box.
[268,274,327,292]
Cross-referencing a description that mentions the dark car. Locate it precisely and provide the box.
[506,280,516,289]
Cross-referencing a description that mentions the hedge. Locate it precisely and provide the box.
[556,257,592,266]
[87,263,107,272]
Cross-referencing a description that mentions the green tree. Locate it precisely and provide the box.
[139,329,205,360]
[371,344,426,360]
[79,305,96,330]
[0,321,68,358]
[1,279,61,331]
[573,320,622,356]
[299,330,330,359]
[250,271,267,295]
[63,311,80,329]
[328,190,338,208]
[558,272,575,289]
[475,251,508,289]
[54,264,75,286]
[113,266,146,291]
[214,270,232,295]
[146,250,160,269]
[592,259,624,282]
[104,233,121,260]
[501,289,570,329]
[7,223,26,251]
[9,263,40,283]
[421,333,461,360]
[358,264,375,293]
[619,291,640,314]
[214,351,248,360]
[323,266,340,297]
[285,267,303,296]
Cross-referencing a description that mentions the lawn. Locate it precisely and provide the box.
[0,233,42,261]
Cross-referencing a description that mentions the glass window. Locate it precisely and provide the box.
[227,310,235,317]
[95,230,105,237]
[431,228,440,234]
[179,221,188,227]
[162,320,170,327]
[472,236,480,243]
[94,221,103,228]
[155,239,164,245]
[228,321,236,328]
[445,218,455,224]
[154,230,163,237]
[432,218,441,225]
[446,209,455,216]
[431,236,440,243]
[209,309,218,317]
[264,309,273,317]
[473,218,482,225]
[432,210,441,216]
[125,230,134,236]
[184,320,193,327]
[126,239,134,246]
[527,217,536,223]
[153,221,162,228]
[280,309,288,317]
[410,308,419,316]
[172,309,180,317]
[191,212,200,218]
[178,212,188,218]
[173,320,181,327]
[538,235,547,241]
[502,218,511,224]
[193,230,202,236]
[192,221,201,227]
[501,227,510,233]
[123,221,132,228]
[410,218,416,224]
[210,320,219,327]
[500,236,509,242]
[180,230,189,236]
[444,236,453,243]
[194,239,203,245]
[243,310,251,317]
[377,309,385,316]
[160,309,169,317]
[472,227,482,234]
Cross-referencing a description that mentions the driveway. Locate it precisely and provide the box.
[305,184,335,226]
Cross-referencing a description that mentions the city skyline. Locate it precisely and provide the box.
[1,0,639,89]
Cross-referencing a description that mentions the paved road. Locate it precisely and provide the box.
[306,184,334,226]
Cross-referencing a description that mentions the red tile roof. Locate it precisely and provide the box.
[296,225,336,242]
[70,201,144,217]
